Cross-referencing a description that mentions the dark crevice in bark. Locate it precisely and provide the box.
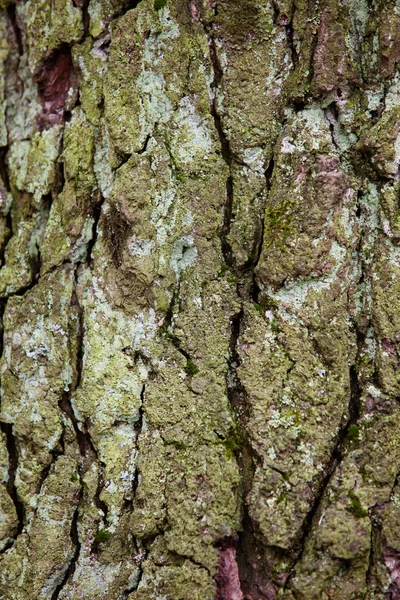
[227,309,248,423]
[271,1,279,25]
[50,493,81,600]
[228,308,287,599]
[90,462,110,553]
[86,192,105,265]
[122,384,145,512]
[72,277,84,389]
[366,503,384,594]
[0,211,13,269]
[201,14,284,595]
[204,18,268,304]
[72,0,90,37]
[58,394,94,468]
[71,275,109,540]
[113,0,145,21]
[132,391,144,499]
[35,439,65,499]
[0,147,11,191]
[283,3,299,69]
[250,157,275,304]
[325,102,340,152]
[0,422,25,540]
[6,3,23,57]
[270,0,298,67]
[115,152,132,170]
[356,189,362,218]
[0,149,13,266]
[161,282,200,375]
[123,540,149,597]
[285,22,298,67]
[115,133,151,172]
[205,33,235,273]
[285,336,364,588]
[138,133,151,154]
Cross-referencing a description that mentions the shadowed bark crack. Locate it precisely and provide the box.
[324,102,340,152]
[210,112,235,272]
[285,325,365,589]
[0,294,24,552]
[199,10,236,273]
[200,9,283,595]
[86,192,105,266]
[250,156,275,304]
[72,0,90,37]
[6,3,23,57]
[50,493,82,600]
[122,384,145,512]
[51,271,103,592]
[0,421,25,549]
[159,281,201,377]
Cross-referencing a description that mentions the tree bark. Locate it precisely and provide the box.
[0,0,399,598]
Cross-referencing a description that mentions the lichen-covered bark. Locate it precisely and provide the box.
[1,0,400,598]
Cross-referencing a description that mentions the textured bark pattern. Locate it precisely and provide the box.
[0,0,400,598]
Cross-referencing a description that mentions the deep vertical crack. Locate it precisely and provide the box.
[200,10,282,595]
[285,311,365,587]
[6,3,23,57]
[0,422,25,543]
[202,22,235,272]
[50,495,81,600]
[127,385,145,508]
[0,294,25,550]
[53,270,100,591]
[72,0,90,38]
[86,192,105,266]
[250,157,275,303]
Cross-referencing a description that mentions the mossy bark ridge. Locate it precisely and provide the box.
[0,1,400,598]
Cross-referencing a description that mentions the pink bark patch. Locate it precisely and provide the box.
[215,546,244,600]
[385,548,400,599]
[34,44,75,128]
[382,338,396,359]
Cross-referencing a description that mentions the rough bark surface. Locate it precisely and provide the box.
[0,0,400,598]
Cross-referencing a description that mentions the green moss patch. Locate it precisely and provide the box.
[347,491,368,519]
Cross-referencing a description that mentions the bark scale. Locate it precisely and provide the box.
[0,1,399,599]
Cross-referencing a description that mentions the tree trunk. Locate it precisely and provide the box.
[0,0,399,598]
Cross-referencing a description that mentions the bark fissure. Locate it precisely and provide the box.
[0,421,25,548]
[250,156,275,304]
[86,193,105,266]
[202,20,236,273]
[6,3,23,58]
[50,494,82,600]
[286,197,367,587]
[201,10,287,595]
[285,363,362,585]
